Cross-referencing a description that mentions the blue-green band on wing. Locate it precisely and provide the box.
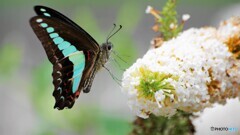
[30,6,100,110]
[37,18,86,94]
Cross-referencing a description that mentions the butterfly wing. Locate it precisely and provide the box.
[30,15,100,109]
[34,5,99,46]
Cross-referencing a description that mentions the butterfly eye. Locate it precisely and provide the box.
[107,45,112,50]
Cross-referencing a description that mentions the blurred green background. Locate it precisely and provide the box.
[1,0,240,135]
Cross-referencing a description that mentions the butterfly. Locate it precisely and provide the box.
[29,5,122,110]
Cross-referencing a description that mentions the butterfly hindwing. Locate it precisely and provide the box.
[30,15,100,109]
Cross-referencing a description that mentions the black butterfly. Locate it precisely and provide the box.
[29,5,121,110]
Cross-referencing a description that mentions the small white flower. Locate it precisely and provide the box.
[182,14,191,21]
[155,90,165,101]
[170,23,176,29]
[155,90,167,108]
[145,6,153,14]
[150,39,155,45]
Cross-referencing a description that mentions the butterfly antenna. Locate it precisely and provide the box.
[106,24,122,43]
[106,24,116,43]
[102,65,122,86]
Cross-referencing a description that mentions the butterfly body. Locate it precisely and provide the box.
[81,42,113,93]
[30,5,113,110]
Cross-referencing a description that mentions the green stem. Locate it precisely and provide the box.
[130,111,195,135]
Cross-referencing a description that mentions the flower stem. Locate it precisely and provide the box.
[131,111,195,135]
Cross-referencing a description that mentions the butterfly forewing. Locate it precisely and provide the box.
[34,5,99,47]
[30,9,100,109]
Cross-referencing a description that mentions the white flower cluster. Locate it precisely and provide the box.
[122,17,240,118]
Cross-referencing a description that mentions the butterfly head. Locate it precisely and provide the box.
[101,42,113,64]
[100,24,122,64]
